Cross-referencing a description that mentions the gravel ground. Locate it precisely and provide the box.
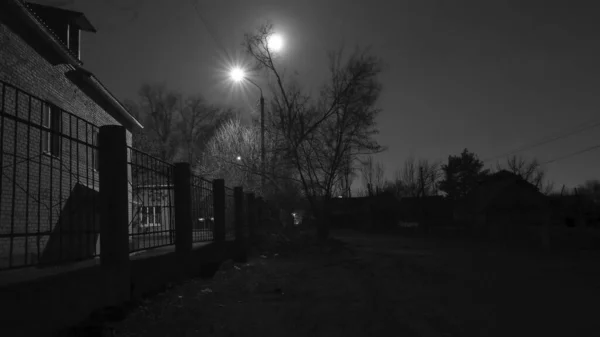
[73,229,600,337]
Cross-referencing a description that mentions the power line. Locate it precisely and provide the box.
[185,0,227,55]
[483,118,600,163]
[540,144,600,166]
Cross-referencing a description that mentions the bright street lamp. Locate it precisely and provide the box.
[230,67,245,82]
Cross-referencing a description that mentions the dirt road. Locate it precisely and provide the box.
[109,230,600,337]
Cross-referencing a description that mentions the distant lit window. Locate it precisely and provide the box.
[139,206,162,227]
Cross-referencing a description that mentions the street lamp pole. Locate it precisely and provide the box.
[245,78,265,195]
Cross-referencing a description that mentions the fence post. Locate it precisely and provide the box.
[233,187,247,262]
[213,179,226,242]
[98,125,131,305]
[247,193,256,245]
[173,163,192,255]
[256,196,264,225]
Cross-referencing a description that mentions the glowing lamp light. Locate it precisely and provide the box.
[267,34,284,52]
[230,67,246,82]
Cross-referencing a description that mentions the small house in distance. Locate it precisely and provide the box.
[328,192,401,231]
[458,170,551,242]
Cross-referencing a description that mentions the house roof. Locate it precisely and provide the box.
[25,2,97,33]
[466,171,548,214]
[329,193,401,215]
[4,0,143,129]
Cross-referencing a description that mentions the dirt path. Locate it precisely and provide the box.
[107,230,600,337]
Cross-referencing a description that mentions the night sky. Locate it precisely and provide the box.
[35,0,599,191]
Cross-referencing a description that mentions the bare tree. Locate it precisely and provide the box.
[196,118,296,196]
[497,155,554,195]
[360,156,386,196]
[401,157,419,197]
[196,118,261,191]
[124,99,163,159]
[577,179,600,203]
[177,95,232,164]
[244,23,385,239]
[417,159,441,197]
[137,83,181,162]
[386,157,440,198]
[360,156,375,196]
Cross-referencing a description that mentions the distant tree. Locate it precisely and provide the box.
[128,83,233,164]
[135,83,182,162]
[124,99,164,158]
[360,156,385,196]
[196,118,262,191]
[196,118,296,196]
[385,157,440,198]
[577,179,600,203]
[439,148,489,200]
[496,155,554,195]
[177,95,233,164]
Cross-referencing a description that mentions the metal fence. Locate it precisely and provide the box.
[191,174,214,242]
[0,80,100,270]
[128,147,175,252]
[225,186,236,241]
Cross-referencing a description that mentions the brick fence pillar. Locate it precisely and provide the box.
[247,193,256,245]
[233,186,247,262]
[98,125,130,305]
[213,179,225,242]
[173,163,192,256]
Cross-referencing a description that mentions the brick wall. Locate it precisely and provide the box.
[0,20,134,269]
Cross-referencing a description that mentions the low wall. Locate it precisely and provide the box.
[0,241,242,337]
[129,241,236,299]
[0,262,110,337]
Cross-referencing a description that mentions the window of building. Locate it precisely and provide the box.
[92,129,99,171]
[138,206,162,227]
[42,104,61,156]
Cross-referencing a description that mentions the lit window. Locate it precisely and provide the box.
[139,206,162,227]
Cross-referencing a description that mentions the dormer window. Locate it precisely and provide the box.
[25,2,96,61]
[66,24,80,59]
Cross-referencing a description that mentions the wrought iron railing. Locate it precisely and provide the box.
[191,174,214,242]
[128,147,175,252]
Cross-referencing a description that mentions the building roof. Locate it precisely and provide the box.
[4,0,143,129]
[25,2,97,32]
[466,171,548,214]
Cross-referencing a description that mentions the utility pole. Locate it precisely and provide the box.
[260,95,265,195]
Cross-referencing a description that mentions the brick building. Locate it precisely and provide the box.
[0,1,141,269]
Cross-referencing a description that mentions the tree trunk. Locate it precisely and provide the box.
[309,196,330,241]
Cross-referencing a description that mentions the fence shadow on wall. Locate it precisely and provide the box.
[0,80,101,270]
